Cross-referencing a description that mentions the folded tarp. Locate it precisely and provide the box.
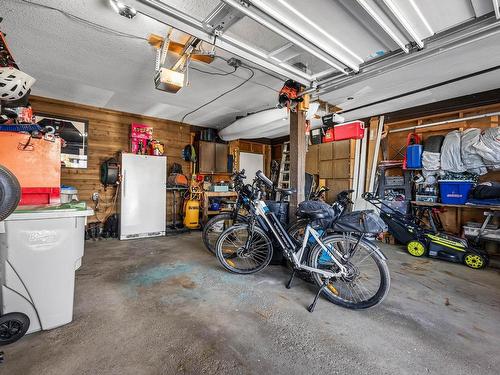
[441,130,466,173]
[461,128,488,175]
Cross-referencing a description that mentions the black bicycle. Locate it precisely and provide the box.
[202,170,250,254]
[215,171,390,312]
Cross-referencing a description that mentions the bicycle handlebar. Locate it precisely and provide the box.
[255,170,273,188]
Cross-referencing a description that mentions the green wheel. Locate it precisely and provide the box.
[464,253,486,269]
[407,240,426,257]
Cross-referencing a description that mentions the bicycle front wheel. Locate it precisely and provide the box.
[215,224,273,274]
[308,234,390,309]
[202,213,247,254]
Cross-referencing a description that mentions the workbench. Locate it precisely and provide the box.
[202,191,238,224]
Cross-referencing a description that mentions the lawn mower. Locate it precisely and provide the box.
[363,193,489,269]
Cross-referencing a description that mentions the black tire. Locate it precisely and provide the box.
[215,224,273,274]
[202,213,248,254]
[0,165,21,222]
[0,312,30,346]
[308,234,390,309]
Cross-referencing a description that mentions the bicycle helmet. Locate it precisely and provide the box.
[0,67,36,102]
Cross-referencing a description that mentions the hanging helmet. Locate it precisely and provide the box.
[0,67,36,102]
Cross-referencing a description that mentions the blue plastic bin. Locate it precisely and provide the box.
[439,180,473,204]
[406,144,423,168]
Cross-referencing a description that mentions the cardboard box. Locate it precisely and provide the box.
[333,140,354,159]
[305,144,319,174]
[319,143,333,160]
[333,159,353,179]
[326,178,352,203]
[319,160,334,179]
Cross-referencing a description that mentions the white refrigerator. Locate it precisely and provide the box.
[120,153,166,240]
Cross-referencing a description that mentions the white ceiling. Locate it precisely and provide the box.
[1,0,499,134]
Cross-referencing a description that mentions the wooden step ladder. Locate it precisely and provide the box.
[277,142,290,201]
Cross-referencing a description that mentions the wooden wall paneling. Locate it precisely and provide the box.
[30,96,192,223]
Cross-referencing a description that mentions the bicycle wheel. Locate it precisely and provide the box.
[202,213,247,254]
[308,234,390,309]
[215,224,273,274]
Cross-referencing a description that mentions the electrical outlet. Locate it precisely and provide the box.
[92,192,100,202]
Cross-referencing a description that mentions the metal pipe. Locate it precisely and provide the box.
[494,0,500,19]
[389,111,500,133]
[221,0,350,74]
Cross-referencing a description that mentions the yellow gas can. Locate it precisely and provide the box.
[183,199,200,229]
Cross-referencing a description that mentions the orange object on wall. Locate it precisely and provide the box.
[0,132,61,204]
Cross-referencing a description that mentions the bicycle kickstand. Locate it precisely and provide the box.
[285,269,296,289]
[307,279,329,313]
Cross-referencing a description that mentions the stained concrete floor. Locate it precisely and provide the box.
[2,233,500,375]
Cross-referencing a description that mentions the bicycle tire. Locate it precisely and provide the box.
[0,165,21,222]
[308,234,390,309]
[202,213,248,254]
[215,224,273,274]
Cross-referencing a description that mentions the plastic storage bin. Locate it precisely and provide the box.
[0,205,93,333]
[439,180,473,204]
[406,144,423,169]
[322,121,365,142]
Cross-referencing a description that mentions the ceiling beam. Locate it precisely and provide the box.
[137,0,313,86]
[382,0,424,48]
[310,14,500,95]
[355,0,410,53]
[494,0,500,19]
[221,0,351,74]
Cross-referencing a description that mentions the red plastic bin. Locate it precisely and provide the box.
[19,187,61,206]
[322,120,365,142]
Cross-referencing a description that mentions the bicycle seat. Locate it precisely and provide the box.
[297,209,328,220]
[277,187,296,196]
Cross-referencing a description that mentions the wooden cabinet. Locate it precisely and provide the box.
[198,141,228,173]
[199,141,215,173]
[215,143,228,173]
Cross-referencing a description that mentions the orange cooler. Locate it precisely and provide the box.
[0,132,61,205]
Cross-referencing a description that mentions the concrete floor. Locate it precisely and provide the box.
[2,233,500,375]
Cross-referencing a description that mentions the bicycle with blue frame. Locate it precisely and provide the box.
[215,171,391,312]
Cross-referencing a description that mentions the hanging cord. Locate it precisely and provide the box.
[15,0,147,41]
[181,66,255,124]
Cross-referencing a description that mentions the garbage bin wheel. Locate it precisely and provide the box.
[0,165,21,221]
[0,312,30,346]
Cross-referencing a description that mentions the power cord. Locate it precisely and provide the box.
[15,0,147,41]
[181,66,255,124]
[190,65,237,76]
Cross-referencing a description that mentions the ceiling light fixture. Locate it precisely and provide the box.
[262,0,363,69]
[221,0,349,75]
[109,0,137,19]
[382,0,424,48]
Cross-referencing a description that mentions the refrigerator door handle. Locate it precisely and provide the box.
[123,170,126,197]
